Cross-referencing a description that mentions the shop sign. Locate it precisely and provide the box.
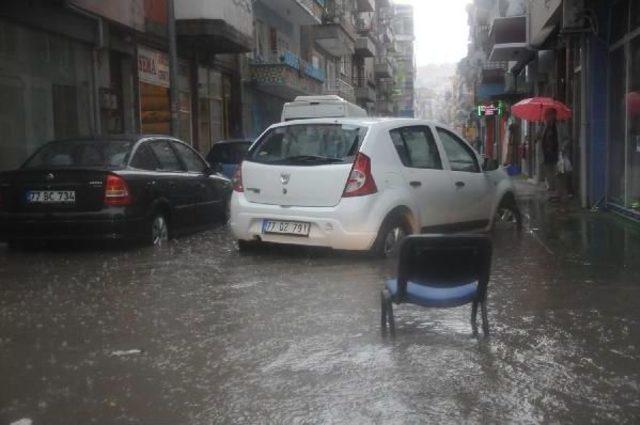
[477,101,505,117]
[138,46,170,88]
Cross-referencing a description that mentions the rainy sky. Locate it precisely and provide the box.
[394,0,471,66]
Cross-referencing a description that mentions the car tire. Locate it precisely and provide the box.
[237,239,258,252]
[492,196,522,231]
[371,214,409,259]
[149,212,170,246]
[218,198,231,224]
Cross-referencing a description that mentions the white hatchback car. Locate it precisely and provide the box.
[230,118,520,256]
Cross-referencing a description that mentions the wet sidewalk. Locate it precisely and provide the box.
[1,180,639,424]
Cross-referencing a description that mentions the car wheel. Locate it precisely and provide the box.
[220,199,231,223]
[237,239,258,252]
[150,213,169,246]
[371,215,408,258]
[493,197,522,231]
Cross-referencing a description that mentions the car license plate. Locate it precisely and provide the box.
[26,190,76,204]
[262,220,310,236]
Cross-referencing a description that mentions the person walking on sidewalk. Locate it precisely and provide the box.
[539,108,570,200]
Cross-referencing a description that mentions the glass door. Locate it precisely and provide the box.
[627,35,640,211]
[608,46,626,205]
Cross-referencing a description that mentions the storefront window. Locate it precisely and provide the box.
[138,46,171,134]
[178,61,192,145]
[197,67,224,153]
[0,20,93,170]
[608,47,626,204]
[627,36,640,210]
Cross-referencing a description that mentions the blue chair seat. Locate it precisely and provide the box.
[385,279,479,308]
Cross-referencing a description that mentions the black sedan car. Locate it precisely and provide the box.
[0,135,231,246]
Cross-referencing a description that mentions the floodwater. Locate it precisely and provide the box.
[1,182,639,424]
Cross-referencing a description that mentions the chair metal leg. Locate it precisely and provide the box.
[380,290,388,329]
[387,297,395,333]
[471,300,479,336]
[481,300,490,336]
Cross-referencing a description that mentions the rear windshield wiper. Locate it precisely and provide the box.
[282,155,344,164]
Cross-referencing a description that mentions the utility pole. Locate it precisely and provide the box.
[167,0,180,137]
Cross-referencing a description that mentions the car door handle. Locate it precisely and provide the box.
[455,181,466,188]
[409,181,422,188]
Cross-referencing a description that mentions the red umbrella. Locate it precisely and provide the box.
[511,97,572,122]
[626,91,640,116]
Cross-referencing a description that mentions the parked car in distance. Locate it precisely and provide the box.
[229,118,521,257]
[0,135,231,247]
[206,140,253,179]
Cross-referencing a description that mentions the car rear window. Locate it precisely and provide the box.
[22,140,133,169]
[248,124,368,165]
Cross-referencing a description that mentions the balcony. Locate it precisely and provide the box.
[488,15,530,62]
[250,51,325,99]
[356,0,375,12]
[374,59,393,78]
[175,0,253,52]
[355,36,375,57]
[324,78,355,102]
[258,0,322,25]
[481,61,507,84]
[356,14,374,34]
[354,78,376,102]
[313,22,355,56]
[529,0,561,47]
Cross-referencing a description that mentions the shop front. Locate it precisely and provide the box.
[606,0,640,217]
[0,18,95,170]
[137,46,171,135]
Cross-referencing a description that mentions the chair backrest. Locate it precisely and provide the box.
[397,234,492,300]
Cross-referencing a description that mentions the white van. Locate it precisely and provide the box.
[281,95,367,122]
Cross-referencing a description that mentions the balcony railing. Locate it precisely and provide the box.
[324,78,355,102]
[353,77,376,102]
[251,51,325,82]
[250,52,325,98]
[374,58,394,78]
[322,0,357,38]
[356,15,374,34]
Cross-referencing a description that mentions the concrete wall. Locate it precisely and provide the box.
[175,0,253,39]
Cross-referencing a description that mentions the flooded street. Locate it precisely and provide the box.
[1,182,639,424]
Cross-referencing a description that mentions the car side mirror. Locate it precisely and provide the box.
[482,156,499,172]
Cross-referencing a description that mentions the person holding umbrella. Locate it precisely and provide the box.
[511,97,572,201]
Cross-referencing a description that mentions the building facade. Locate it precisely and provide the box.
[389,3,414,117]
[458,0,639,220]
[0,0,413,168]
[0,0,252,169]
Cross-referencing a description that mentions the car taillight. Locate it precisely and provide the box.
[232,164,244,192]
[343,153,377,197]
[104,174,132,206]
